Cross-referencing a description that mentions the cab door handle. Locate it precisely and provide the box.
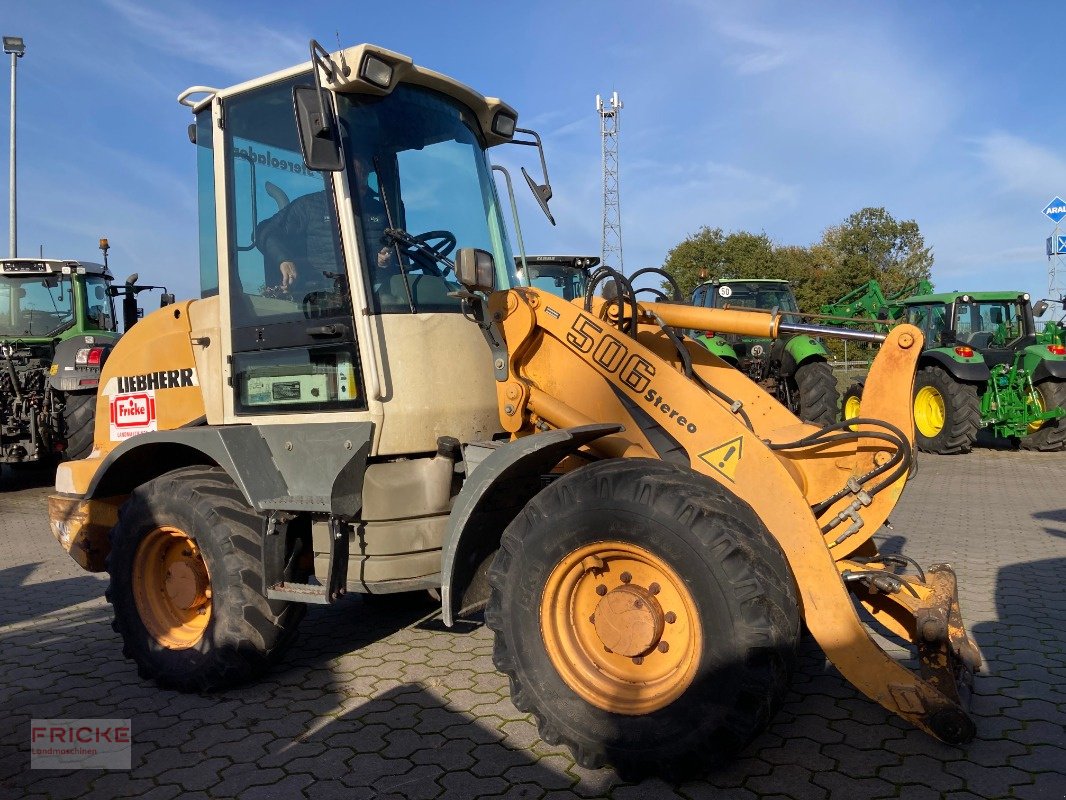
[307,324,346,338]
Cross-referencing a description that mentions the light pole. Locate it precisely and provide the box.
[4,35,25,258]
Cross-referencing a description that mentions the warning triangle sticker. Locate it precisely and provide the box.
[698,436,744,482]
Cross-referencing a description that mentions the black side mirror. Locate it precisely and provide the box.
[455,248,496,294]
[1034,300,1050,317]
[294,86,343,172]
[160,293,176,307]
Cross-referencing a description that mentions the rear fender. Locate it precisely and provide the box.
[782,334,830,374]
[48,333,120,392]
[921,348,989,383]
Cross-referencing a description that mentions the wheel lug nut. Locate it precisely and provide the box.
[648,582,660,595]
[595,584,607,596]
[632,655,643,665]
[657,641,669,653]
[665,612,677,624]
[619,572,632,584]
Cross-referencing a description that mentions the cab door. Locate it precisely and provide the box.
[215,75,370,422]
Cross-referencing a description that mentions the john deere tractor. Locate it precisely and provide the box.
[49,40,979,777]
[690,278,838,425]
[840,288,1066,453]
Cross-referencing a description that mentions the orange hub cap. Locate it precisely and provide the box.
[540,540,702,715]
[132,526,212,649]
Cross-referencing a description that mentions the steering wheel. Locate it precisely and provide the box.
[395,230,457,276]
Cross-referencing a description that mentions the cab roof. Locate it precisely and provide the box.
[180,42,518,149]
[0,258,110,277]
[695,278,790,289]
[904,290,1030,304]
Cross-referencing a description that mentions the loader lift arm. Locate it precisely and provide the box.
[460,266,979,745]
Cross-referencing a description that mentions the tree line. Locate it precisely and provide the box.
[660,207,934,314]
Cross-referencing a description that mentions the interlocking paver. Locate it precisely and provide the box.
[2,452,1066,799]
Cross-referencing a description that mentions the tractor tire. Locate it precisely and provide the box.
[1020,380,1066,452]
[791,360,839,427]
[106,466,305,692]
[486,458,800,779]
[841,381,865,424]
[912,366,981,455]
[60,391,97,461]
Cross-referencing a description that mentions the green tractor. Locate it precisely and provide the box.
[841,289,1066,453]
[0,248,171,466]
[690,278,838,426]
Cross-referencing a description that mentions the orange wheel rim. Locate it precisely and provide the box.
[540,540,701,715]
[132,526,212,649]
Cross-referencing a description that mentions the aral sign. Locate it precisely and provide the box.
[1043,196,1066,224]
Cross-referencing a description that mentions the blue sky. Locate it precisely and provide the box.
[5,1,1066,308]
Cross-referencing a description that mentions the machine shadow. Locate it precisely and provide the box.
[0,563,106,624]
[0,464,57,492]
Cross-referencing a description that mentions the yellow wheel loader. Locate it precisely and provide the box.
[49,40,979,777]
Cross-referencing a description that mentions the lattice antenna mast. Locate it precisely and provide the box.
[597,91,623,274]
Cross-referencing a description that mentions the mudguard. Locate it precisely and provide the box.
[439,423,622,627]
[1021,345,1066,381]
[922,348,989,382]
[782,335,830,375]
[693,334,737,363]
[48,333,120,392]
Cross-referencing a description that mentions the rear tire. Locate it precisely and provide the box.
[1020,380,1066,451]
[486,459,800,779]
[791,360,839,427]
[60,391,96,461]
[841,381,865,426]
[913,366,980,454]
[106,466,305,692]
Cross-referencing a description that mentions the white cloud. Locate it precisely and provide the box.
[972,132,1066,197]
[102,0,308,78]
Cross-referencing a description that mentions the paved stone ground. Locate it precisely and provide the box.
[1,451,1064,800]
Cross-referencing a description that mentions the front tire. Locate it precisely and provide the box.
[790,360,839,427]
[912,366,980,454]
[106,466,305,692]
[486,459,800,779]
[1020,380,1066,451]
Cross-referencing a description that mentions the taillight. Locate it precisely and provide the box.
[86,347,106,366]
[78,378,99,387]
[704,331,715,337]
[954,346,974,358]
[1047,344,1066,356]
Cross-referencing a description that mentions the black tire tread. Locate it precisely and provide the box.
[486,458,800,779]
[1020,380,1066,451]
[914,366,981,455]
[60,391,96,461]
[106,465,304,692]
[793,360,839,427]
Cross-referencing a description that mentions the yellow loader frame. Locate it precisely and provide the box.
[476,283,979,744]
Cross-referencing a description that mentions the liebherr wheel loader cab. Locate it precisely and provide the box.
[50,41,980,777]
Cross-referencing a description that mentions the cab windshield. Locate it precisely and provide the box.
[712,282,800,323]
[337,84,518,312]
[953,300,1028,348]
[0,274,75,337]
[520,263,589,301]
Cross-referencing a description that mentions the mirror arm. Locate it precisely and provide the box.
[309,39,339,138]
